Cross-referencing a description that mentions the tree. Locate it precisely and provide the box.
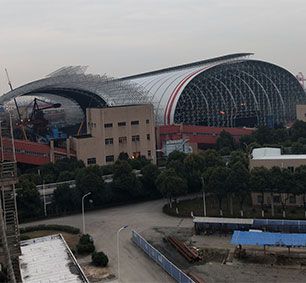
[52,184,81,214]
[207,166,230,216]
[184,154,205,193]
[140,163,161,198]
[118,152,129,161]
[269,167,292,218]
[290,120,306,141]
[253,126,273,145]
[92,251,109,267]
[76,165,105,205]
[166,150,187,164]
[112,160,142,200]
[294,166,306,218]
[250,167,271,217]
[17,179,43,221]
[199,149,224,170]
[216,130,235,151]
[228,151,249,169]
[227,162,250,216]
[156,168,187,208]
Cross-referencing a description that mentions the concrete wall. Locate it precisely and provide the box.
[250,158,306,170]
[72,104,156,166]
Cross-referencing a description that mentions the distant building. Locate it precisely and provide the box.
[250,147,306,207]
[250,147,306,170]
[157,124,253,153]
[71,104,156,166]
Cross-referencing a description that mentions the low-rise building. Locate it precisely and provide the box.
[250,147,306,207]
[250,147,306,170]
[71,104,156,166]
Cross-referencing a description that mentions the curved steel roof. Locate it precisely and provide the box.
[0,66,149,112]
[1,53,304,128]
[121,53,254,124]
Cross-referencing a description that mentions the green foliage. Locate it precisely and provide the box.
[53,184,81,213]
[17,179,43,220]
[199,149,224,169]
[91,251,109,267]
[228,151,249,169]
[167,150,187,164]
[216,130,236,151]
[77,234,95,254]
[291,120,306,141]
[20,224,80,234]
[140,163,161,197]
[156,168,188,200]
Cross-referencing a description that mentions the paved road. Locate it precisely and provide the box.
[25,199,193,283]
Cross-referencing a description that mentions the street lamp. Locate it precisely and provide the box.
[82,192,91,234]
[117,225,128,282]
[201,177,207,217]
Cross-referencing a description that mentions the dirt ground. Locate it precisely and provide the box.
[142,226,306,283]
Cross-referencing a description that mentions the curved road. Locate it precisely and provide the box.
[25,199,193,283]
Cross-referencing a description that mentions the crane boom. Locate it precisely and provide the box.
[4,68,13,91]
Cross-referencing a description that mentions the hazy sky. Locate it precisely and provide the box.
[0,0,306,94]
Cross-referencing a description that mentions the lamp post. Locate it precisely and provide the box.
[82,192,91,234]
[117,225,128,282]
[201,177,207,217]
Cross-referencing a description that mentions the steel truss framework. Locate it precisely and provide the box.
[174,60,305,127]
[0,66,149,112]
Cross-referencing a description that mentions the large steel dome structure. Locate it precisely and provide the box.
[122,53,306,127]
[1,53,305,128]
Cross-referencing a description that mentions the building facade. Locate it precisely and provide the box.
[250,147,306,207]
[249,147,306,170]
[71,104,156,166]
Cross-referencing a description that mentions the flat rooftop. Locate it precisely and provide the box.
[251,147,306,160]
[19,234,88,283]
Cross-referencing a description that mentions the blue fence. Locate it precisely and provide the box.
[132,230,195,283]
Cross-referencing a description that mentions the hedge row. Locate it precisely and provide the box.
[20,224,80,234]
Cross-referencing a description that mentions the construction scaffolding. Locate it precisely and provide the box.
[0,111,21,283]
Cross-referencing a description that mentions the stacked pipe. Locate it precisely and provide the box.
[167,236,202,262]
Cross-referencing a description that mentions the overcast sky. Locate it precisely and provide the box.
[0,0,306,94]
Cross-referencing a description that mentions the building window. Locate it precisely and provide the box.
[104,123,113,128]
[119,136,127,144]
[105,138,113,145]
[132,152,140,158]
[131,120,139,125]
[289,195,296,204]
[105,155,114,162]
[118,122,126,127]
[147,134,150,140]
[147,150,151,157]
[87,158,96,165]
[132,135,140,142]
[257,195,263,204]
[146,119,149,124]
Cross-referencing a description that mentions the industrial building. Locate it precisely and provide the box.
[71,104,156,166]
[0,53,304,132]
[0,53,304,167]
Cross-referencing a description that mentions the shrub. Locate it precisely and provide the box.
[77,234,95,255]
[77,243,95,254]
[92,251,109,267]
[20,234,31,241]
[20,224,80,234]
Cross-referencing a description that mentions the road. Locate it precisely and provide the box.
[24,199,193,283]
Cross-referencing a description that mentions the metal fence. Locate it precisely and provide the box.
[132,230,195,283]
